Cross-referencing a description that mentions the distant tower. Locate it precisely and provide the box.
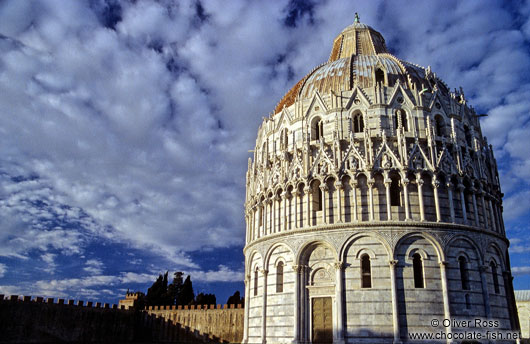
[242,16,519,344]
[118,291,145,310]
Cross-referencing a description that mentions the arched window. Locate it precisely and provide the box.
[254,268,259,296]
[464,125,472,147]
[361,254,372,288]
[312,117,322,141]
[317,187,323,211]
[375,68,385,84]
[413,253,424,288]
[435,115,445,136]
[261,142,267,162]
[353,113,364,133]
[281,128,288,149]
[459,256,470,290]
[400,110,408,131]
[394,110,408,131]
[390,177,401,206]
[490,262,500,294]
[276,261,284,293]
[312,181,322,213]
[465,294,471,309]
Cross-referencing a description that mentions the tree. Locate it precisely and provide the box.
[179,275,195,305]
[145,271,169,306]
[195,293,216,306]
[167,271,184,305]
[226,290,243,305]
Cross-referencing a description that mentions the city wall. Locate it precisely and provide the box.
[145,303,244,343]
[0,295,243,343]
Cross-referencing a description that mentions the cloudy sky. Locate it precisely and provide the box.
[0,0,528,304]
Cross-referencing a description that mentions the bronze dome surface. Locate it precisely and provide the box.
[274,18,433,114]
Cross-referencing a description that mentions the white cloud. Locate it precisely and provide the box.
[512,266,530,276]
[0,271,157,299]
[40,253,57,274]
[503,190,530,221]
[509,238,530,254]
[0,0,528,297]
[0,263,6,278]
[83,259,104,275]
[187,265,244,283]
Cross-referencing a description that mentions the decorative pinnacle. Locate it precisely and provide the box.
[354,12,360,23]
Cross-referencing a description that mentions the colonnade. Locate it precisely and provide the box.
[245,174,504,243]
[242,253,511,344]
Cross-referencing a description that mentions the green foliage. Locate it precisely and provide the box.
[145,271,169,306]
[195,292,216,306]
[145,271,199,306]
[226,290,244,305]
[167,272,184,305]
[179,275,194,306]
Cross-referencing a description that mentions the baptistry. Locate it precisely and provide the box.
[242,15,519,344]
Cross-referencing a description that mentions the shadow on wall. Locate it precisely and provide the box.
[0,295,231,343]
[343,328,393,343]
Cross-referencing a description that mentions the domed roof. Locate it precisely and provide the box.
[274,15,429,113]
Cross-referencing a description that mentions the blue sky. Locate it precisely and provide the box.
[0,0,528,305]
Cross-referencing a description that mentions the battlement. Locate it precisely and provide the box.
[146,303,243,311]
[0,294,128,310]
[0,293,244,343]
[125,291,144,299]
[146,302,244,343]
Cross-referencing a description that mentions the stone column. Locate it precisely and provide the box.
[334,261,345,344]
[502,271,517,331]
[487,196,496,232]
[254,207,258,239]
[260,205,265,237]
[294,190,299,228]
[498,205,506,237]
[368,179,375,221]
[282,191,288,231]
[417,176,425,221]
[479,189,487,228]
[272,196,277,233]
[384,178,392,221]
[479,265,491,318]
[300,265,308,342]
[439,261,452,343]
[335,181,343,223]
[389,260,402,344]
[261,269,268,344]
[245,214,249,243]
[447,182,456,223]
[249,209,254,241]
[304,186,311,227]
[471,188,479,227]
[432,179,442,222]
[292,265,300,344]
[457,183,467,223]
[263,200,268,235]
[243,274,251,343]
[352,181,358,221]
[320,184,328,224]
[403,178,410,221]
[493,201,501,234]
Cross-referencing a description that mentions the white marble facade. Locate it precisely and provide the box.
[243,16,520,344]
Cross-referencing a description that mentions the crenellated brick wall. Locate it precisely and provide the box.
[145,303,244,343]
[0,294,244,343]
